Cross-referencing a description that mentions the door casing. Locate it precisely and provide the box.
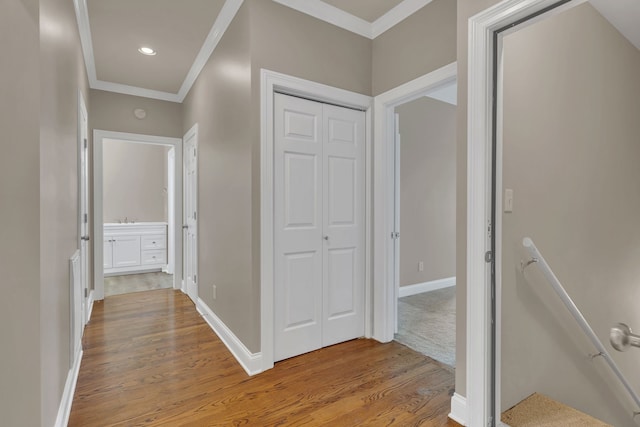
[467,1,583,425]
[260,69,373,372]
[372,62,457,344]
[183,124,198,304]
[92,130,183,300]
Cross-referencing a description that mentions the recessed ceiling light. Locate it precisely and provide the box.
[138,47,156,56]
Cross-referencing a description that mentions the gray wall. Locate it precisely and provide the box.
[500,4,640,425]
[183,0,374,353]
[103,141,168,223]
[249,0,374,351]
[90,89,183,138]
[396,97,456,286]
[250,0,372,96]
[372,0,456,96]
[182,2,256,350]
[40,0,90,424]
[0,0,41,425]
[371,0,459,389]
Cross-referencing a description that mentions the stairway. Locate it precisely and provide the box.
[501,393,612,426]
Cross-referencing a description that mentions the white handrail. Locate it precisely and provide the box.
[522,237,640,413]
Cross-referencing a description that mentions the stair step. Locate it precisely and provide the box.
[501,393,612,426]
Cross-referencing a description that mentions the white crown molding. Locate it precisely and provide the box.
[371,0,434,38]
[73,0,244,103]
[92,79,183,102]
[74,0,433,102]
[272,0,372,38]
[272,0,433,40]
[73,0,96,84]
[177,0,244,102]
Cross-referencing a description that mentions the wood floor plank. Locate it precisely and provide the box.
[69,289,461,426]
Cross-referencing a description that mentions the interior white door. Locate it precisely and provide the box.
[183,128,198,304]
[393,112,401,334]
[274,94,324,361]
[274,93,365,361]
[76,92,89,358]
[321,103,366,347]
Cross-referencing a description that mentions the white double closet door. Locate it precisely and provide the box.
[274,93,366,362]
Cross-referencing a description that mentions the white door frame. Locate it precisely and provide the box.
[260,69,373,372]
[372,62,457,344]
[93,130,183,300]
[166,147,176,275]
[467,1,583,425]
[77,89,90,327]
[182,123,198,303]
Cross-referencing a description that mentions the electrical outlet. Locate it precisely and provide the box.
[212,284,217,300]
[418,261,424,272]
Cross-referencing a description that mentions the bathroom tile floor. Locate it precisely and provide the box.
[104,272,174,297]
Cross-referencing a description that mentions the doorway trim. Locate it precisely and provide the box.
[467,1,583,425]
[93,130,183,300]
[76,89,91,327]
[182,123,198,303]
[260,69,373,372]
[372,62,457,344]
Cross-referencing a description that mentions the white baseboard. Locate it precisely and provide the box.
[399,276,456,298]
[449,392,467,426]
[54,347,83,427]
[196,298,263,376]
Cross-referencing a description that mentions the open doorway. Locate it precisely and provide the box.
[93,131,183,301]
[373,62,457,357]
[102,140,174,296]
[392,82,457,367]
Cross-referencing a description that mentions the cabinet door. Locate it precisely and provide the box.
[104,239,113,269]
[112,236,141,268]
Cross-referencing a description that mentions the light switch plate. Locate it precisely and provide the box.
[504,189,514,213]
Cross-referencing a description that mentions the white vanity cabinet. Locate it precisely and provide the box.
[104,223,167,275]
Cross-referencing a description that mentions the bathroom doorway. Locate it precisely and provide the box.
[93,130,183,300]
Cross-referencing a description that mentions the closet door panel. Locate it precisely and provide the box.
[322,104,366,347]
[274,94,324,362]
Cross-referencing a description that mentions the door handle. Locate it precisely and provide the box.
[81,235,90,241]
[610,323,640,352]
[323,235,329,241]
[183,225,189,230]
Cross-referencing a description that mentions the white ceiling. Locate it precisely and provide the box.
[88,0,226,94]
[74,0,432,102]
[74,0,640,103]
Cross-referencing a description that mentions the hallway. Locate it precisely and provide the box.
[69,289,459,426]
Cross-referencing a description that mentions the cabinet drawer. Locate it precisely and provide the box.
[142,250,166,265]
[142,235,166,250]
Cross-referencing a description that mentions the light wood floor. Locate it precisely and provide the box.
[69,289,461,426]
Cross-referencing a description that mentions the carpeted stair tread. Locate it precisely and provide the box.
[502,392,612,426]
